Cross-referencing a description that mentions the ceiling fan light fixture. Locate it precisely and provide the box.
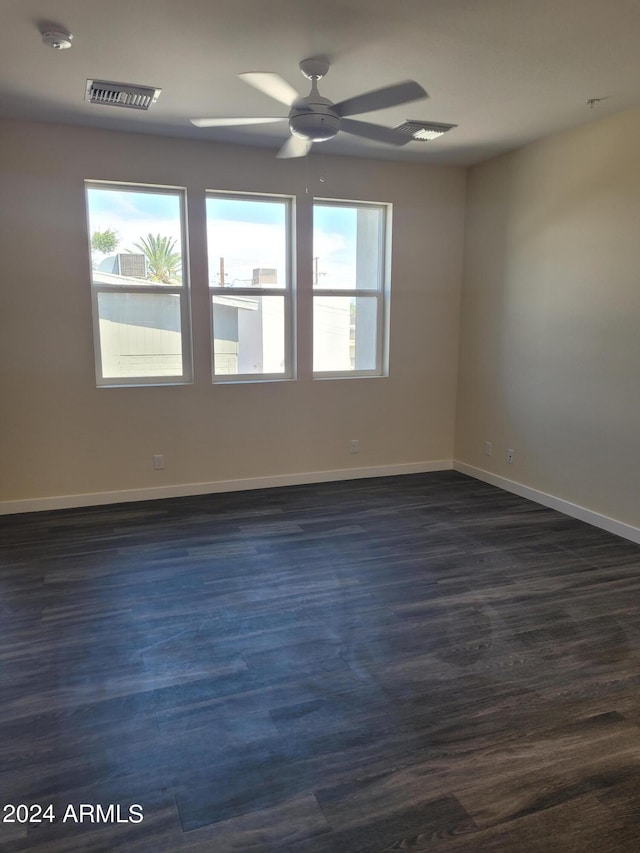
[395,120,457,141]
[289,99,341,142]
[289,111,340,142]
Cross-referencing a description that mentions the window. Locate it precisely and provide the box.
[206,193,293,381]
[313,200,390,377]
[85,187,389,387]
[85,182,191,386]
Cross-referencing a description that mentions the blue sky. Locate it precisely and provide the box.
[206,197,285,226]
[89,187,180,223]
[313,204,357,286]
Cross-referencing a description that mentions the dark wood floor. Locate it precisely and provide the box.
[2,472,640,851]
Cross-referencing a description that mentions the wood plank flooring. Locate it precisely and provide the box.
[1,471,640,851]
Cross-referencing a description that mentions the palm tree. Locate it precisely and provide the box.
[130,234,181,283]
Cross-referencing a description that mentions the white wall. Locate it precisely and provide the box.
[0,119,465,507]
[455,106,640,531]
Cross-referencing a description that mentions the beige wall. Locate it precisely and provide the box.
[0,119,465,504]
[456,107,640,529]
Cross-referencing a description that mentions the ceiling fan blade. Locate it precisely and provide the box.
[340,118,409,146]
[276,135,313,159]
[334,80,428,117]
[190,116,286,128]
[239,72,301,107]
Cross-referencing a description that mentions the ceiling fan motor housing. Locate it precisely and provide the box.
[289,86,341,142]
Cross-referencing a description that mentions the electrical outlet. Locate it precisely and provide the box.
[485,441,493,456]
[350,439,359,454]
[153,453,165,470]
[507,449,514,464]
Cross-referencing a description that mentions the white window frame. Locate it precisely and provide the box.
[206,191,295,383]
[312,198,391,379]
[85,181,192,387]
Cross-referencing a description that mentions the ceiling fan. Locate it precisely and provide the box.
[190,57,428,158]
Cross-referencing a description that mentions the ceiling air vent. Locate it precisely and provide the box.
[394,120,457,141]
[85,80,161,110]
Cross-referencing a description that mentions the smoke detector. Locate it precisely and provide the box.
[394,120,457,141]
[85,80,162,111]
[42,29,73,50]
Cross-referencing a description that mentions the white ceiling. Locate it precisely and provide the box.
[2,0,640,166]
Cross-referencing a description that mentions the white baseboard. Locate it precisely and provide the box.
[4,460,639,546]
[454,460,640,545]
[0,460,454,515]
